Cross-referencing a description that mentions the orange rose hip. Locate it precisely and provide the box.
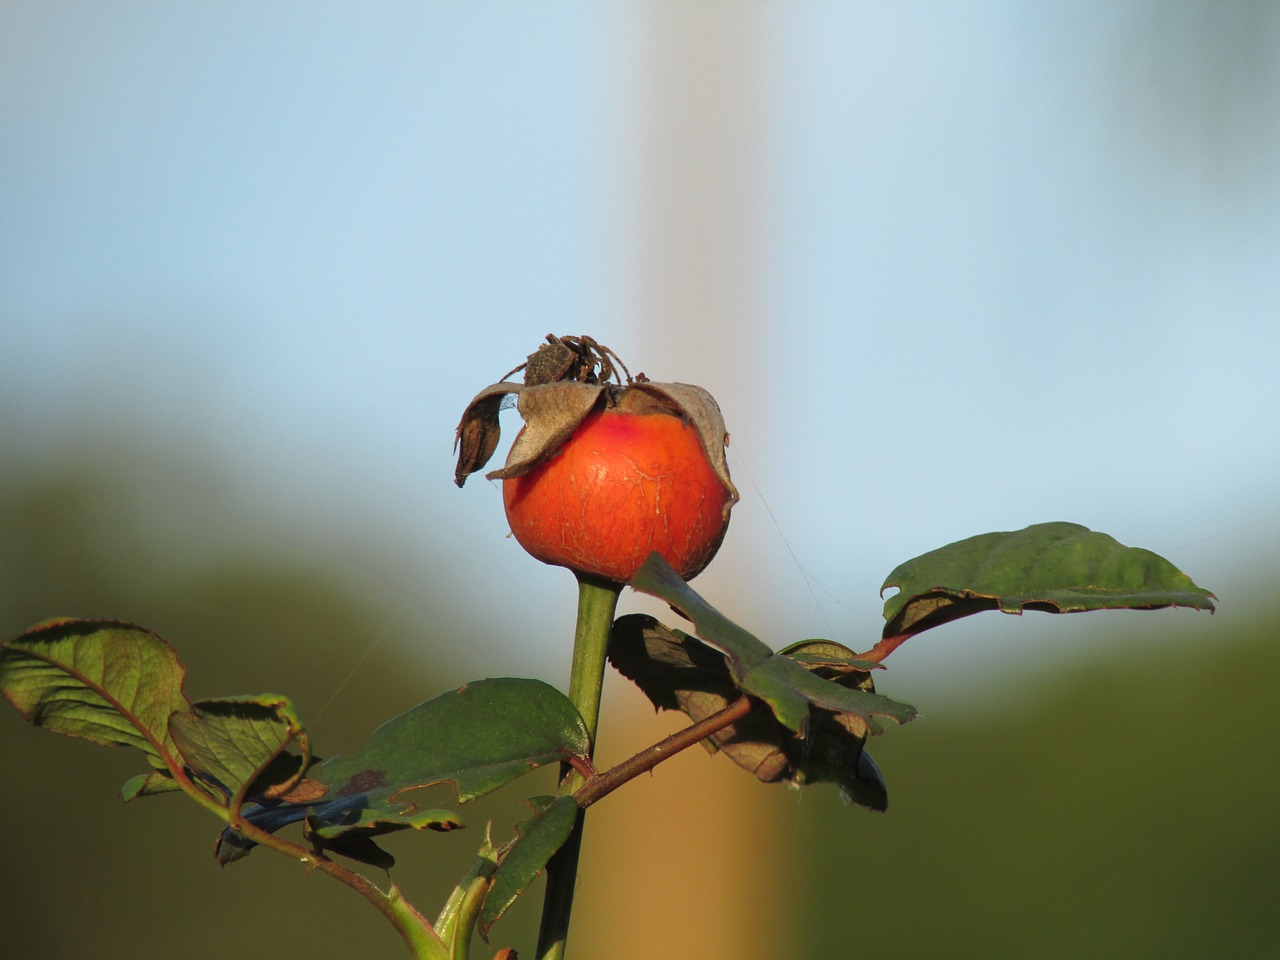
[502,408,732,584]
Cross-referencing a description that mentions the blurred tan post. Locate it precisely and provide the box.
[573,3,787,958]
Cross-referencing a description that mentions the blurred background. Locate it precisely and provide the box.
[2,2,1278,958]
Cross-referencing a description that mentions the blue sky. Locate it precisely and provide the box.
[3,2,1277,704]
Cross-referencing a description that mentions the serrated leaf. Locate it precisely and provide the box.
[0,619,191,779]
[880,522,1217,640]
[481,795,579,936]
[169,695,310,808]
[217,678,589,865]
[609,614,893,810]
[628,554,917,734]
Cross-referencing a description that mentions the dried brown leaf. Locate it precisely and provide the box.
[453,383,522,487]
[488,381,605,479]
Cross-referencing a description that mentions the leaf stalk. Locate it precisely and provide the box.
[228,813,448,959]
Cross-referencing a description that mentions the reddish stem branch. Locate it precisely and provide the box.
[565,754,599,782]
[857,632,911,664]
[573,695,754,809]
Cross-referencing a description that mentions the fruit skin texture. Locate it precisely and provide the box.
[502,407,732,584]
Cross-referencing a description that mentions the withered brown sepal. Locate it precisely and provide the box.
[452,335,739,518]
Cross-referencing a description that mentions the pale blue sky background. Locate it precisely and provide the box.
[3,2,1277,706]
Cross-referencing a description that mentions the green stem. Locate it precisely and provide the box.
[536,573,622,960]
[229,815,447,959]
[169,759,443,957]
[435,840,499,959]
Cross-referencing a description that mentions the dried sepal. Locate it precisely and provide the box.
[454,382,521,487]
[454,381,610,487]
[496,381,606,479]
[454,337,737,515]
[621,381,739,516]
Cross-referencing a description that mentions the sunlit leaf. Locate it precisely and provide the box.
[170,695,310,807]
[880,522,1217,641]
[120,769,183,801]
[0,619,191,778]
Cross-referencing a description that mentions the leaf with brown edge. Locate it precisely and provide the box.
[169,694,311,811]
[1,619,192,779]
[879,522,1217,643]
[609,613,789,776]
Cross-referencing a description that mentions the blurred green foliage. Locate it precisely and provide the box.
[798,608,1280,959]
[3,436,1275,959]
[0,438,550,958]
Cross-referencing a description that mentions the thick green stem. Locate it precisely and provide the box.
[536,573,622,960]
[565,574,619,751]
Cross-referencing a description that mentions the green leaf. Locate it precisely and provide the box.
[481,795,579,936]
[220,678,590,866]
[0,619,191,777]
[304,803,465,869]
[609,614,893,811]
[777,640,890,810]
[313,677,590,803]
[629,554,916,734]
[169,695,310,808]
[1,620,319,814]
[880,522,1217,640]
[120,769,183,801]
[630,554,774,669]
